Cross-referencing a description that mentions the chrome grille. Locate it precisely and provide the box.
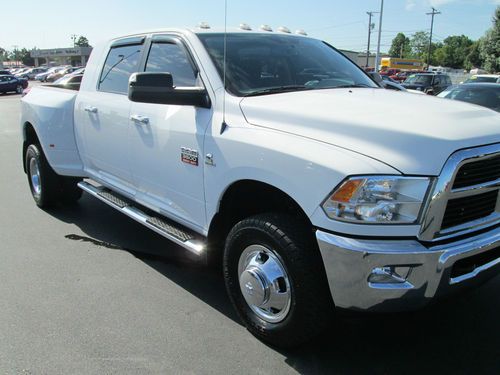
[441,190,498,230]
[419,144,500,242]
[453,154,500,189]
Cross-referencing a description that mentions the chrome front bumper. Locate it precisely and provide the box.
[316,226,500,312]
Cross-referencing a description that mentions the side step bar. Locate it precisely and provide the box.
[78,181,206,256]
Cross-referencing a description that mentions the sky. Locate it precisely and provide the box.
[1,0,499,53]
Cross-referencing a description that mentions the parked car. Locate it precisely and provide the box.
[462,74,500,84]
[380,68,400,76]
[402,73,451,95]
[0,75,28,94]
[438,83,500,112]
[13,67,31,77]
[66,67,85,77]
[21,28,500,348]
[35,66,65,82]
[369,72,424,94]
[52,74,83,90]
[46,66,82,82]
[15,67,47,80]
[0,70,12,75]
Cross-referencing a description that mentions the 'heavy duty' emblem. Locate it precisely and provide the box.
[181,147,199,166]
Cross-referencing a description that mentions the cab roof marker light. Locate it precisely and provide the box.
[296,29,308,36]
[260,24,273,32]
[239,23,252,31]
[198,22,211,29]
[277,26,291,33]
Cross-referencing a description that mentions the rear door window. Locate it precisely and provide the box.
[99,43,144,94]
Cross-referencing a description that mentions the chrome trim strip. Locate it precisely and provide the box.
[450,257,500,285]
[419,143,500,242]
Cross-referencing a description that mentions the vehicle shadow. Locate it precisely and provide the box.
[44,192,240,325]
[45,193,499,374]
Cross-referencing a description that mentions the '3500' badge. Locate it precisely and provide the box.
[181,147,199,166]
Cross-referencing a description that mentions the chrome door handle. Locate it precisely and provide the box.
[84,106,98,113]
[130,114,149,125]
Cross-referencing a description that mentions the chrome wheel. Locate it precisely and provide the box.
[16,85,23,94]
[238,244,292,323]
[29,157,41,198]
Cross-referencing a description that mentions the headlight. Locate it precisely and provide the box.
[322,176,430,224]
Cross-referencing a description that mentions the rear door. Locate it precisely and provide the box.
[128,35,213,230]
[75,36,145,196]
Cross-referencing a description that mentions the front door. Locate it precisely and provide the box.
[128,36,212,231]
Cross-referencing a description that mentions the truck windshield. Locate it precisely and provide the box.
[197,33,377,97]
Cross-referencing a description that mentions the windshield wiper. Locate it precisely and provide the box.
[333,84,373,89]
[244,85,312,97]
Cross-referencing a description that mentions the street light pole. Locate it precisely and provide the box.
[426,7,441,69]
[374,0,384,72]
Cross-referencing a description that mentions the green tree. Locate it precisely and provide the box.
[431,42,445,66]
[439,35,474,69]
[389,33,411,58]
[410,31,429,60]
[75,36,90,47]
[480,6,500,73]
[465,40,483,70]
[0,47,6,63]
[19,48,35,66]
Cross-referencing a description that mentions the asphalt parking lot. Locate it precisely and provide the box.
[0,83,499,374]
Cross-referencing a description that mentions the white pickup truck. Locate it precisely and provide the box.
[21,26,500,347]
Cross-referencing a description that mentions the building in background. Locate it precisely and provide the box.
[30,47,92,67]
[338,49,359,64]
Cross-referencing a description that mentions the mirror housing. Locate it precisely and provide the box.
[128,72,210,108]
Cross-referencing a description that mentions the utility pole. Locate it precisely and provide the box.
[426,7,440,69]
[365,11,377,68]
[374,0,384,72]
[71,34,77,47]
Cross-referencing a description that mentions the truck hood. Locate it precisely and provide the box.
[239,88,500,175]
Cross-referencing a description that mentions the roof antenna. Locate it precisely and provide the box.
[220,0,228,134]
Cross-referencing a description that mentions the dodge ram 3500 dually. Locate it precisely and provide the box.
[21,26,500,347]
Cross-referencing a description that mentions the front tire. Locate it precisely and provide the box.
[25,144,82,208]
[224,213,333,348]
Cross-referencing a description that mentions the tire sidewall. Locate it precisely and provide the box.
[224,219,311,342]
[25,144,47,207]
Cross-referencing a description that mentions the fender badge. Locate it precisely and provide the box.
[181,147,199,166]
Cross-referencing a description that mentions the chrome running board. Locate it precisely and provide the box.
[78,181,206,256]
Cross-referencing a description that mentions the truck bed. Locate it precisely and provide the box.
[21,85,83,176]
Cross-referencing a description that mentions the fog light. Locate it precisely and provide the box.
[368,266,414,289]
